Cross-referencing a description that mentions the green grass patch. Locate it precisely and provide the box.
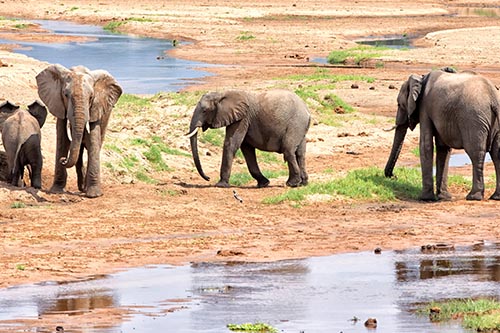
[263,166,472,204]
[230,169,287,186]
[104,17,154,32]
[199,128,225,147]
[15,264,26,271]
[11,202,26,209]
[103,21,125,32]
[156,91,205,108]
[263,167,420,204]
[115,94,152,116]
[237,31,256,41]
[14,23,28,29]
[327,45,388,65]
[285,69,375,84]
[473,8,499,17]
[421,298,500,331]
[227,322,278,332]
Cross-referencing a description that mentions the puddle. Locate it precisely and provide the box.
[2,20,216,94]
[356,35,413,49]
[449,152,492,167]
[2,243,500,332]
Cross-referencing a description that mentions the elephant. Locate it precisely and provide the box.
[36,64,122,198]
[187,89,311,188]
[384,68,500,201]
[1,100,47,189]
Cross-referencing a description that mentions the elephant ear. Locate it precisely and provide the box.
[407,74,423,130]
[88,70,123,123]
[0,100,19,128]
[27,100,48,129]
[36,64,70,119]
[211,90,249,128]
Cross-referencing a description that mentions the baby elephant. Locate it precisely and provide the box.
[1,100,47,189]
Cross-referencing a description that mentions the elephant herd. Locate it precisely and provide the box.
[1,64,500,201]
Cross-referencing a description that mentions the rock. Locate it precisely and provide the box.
[351,83,359,89]
[374,247,382,254]
[388,84,397,89]
[364,318,377,329]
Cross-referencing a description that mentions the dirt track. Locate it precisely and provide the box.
[0,0,500,296]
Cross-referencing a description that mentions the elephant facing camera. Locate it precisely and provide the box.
[1,100,48,189]
[187,89,311,188]
[36,64,122,198]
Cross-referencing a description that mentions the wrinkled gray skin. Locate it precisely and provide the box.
[36,64,122,198]
[189,89,311,188]
[385,69,500,201]
[1,101,47,189]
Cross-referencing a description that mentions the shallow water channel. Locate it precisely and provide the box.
[1,242,500,332]
[7,20,214,94]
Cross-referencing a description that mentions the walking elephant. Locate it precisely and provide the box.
[36,64,122,198]
[1,100,47,189]
[384,68,500,201]
[187,89,311,188]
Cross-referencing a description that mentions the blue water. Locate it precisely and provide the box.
[1,243,500,332]
[7,20,215,94]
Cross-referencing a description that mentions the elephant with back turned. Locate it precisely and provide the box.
[385,68,500,201]
[36,64,122,198]
[1,100,47,188]
[187,89,311,188]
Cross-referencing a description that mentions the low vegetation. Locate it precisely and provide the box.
[227,322,278,332]
[281,69,375,126]
[421,298,500,332]
[327,45,388,65]
[263,167,472,204]
[104,17,155,32]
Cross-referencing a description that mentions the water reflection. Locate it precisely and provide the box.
[3,20,215,94]
[2,244,500,332]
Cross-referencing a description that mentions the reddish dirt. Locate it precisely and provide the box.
[0,0,499,300]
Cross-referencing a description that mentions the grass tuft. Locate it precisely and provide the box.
[327,45,388,65]
[421,298,500,331]
[263,166,471,204]
[227,322,278,332]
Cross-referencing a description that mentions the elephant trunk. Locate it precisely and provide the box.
[384,125,408,177]
[60,104,86,168]
[189,109,210,181]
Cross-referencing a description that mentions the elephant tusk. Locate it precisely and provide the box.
[185,128,198,138]
[67,123,72,141]
[383,125,397,132]
[86,122,91,134]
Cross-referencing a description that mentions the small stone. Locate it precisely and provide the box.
[364,318,377,329]
[351,83,359,89]
[374,247,382,254]
[388,84,397,89]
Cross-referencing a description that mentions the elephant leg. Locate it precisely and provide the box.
[296,139,308,186]
[489,140,500,200]
[85,122,102,198]
[76,144,86,192]
[419,118,436,201]
[50,118,70,193]
[435,140,452,201]
[240,142,269,188]
[217,122,248,188]
[465,149,486,201]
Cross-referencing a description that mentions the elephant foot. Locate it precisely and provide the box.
[49,184,65,194]
[215,180,230,188]
[419,193,437,202]
[437,191,452,201]
[489,192,500,200]
[286,178,302,188]
[466,191,484,201]
[85,186,103,198]
[257,178,270,188]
